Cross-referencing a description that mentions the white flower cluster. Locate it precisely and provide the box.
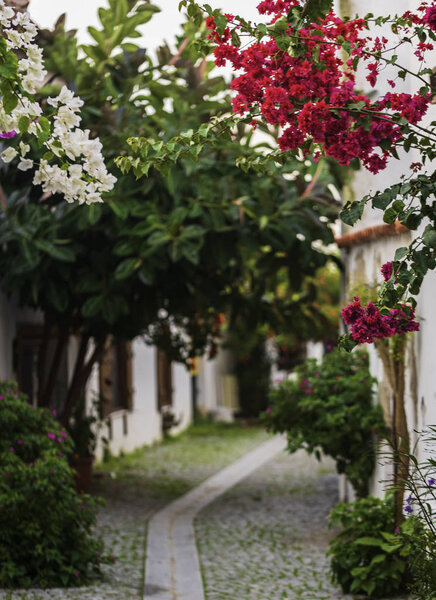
[0,1,116,204]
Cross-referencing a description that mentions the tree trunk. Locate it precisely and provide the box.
[393,355,409,527]
[376,337,409,528]
[40,327,69,408]
[61,335,106,426]
[37,320,51,406]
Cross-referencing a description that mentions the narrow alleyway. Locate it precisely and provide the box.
[196,449,349,600]
[0,425,407,600]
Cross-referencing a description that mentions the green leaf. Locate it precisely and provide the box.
[36,117,51,145]
[114,257,141,280]
[340,198,366,226]
[353,536,383,547]
[383,207,397,224]
[394,247,409,261]
[422,226,436,249]
[302,0,333,23]
[33,240,75,262]
[373,192,394,210]
[18,116,30,134]
[82,295,103,318]
[2,90,18,114]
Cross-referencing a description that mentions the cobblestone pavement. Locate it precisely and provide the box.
[0,424,269,600]
[195,450,407,600]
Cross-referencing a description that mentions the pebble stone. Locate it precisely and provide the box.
[195,450,408,600]
[0,433,409,600]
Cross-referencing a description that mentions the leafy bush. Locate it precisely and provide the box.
[399,516,436,600]
[0,381,108,588]
[396,427,436,600]
[264,349,386,496]
[328,495,409,597]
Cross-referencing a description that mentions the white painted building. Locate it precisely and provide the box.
[0,293,193,460]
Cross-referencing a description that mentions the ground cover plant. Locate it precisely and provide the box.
[264,349,386,497]
[0,380,107,588]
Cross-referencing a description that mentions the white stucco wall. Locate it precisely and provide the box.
[94,340,163,460]
[171,361,192,434]
[341,0,436,497]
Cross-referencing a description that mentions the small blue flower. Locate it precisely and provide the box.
[428,478,435,487]
[405,505,413,514]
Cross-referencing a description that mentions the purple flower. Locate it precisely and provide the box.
[315,373,320,378]
[428,478,435,487]
[52,409,57,417]
[17,439,23,445]
[405,505,413,514]
[0,394,4,400]
[74,571,80,578]
[265,407,271,414]
[110,556,116,564]
[60,431,68,438]
[9,446,14,452]
[47,433,56,440]
[305,388,313,394]
[0,130,17,139]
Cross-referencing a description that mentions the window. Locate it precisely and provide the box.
[157,348,173,410]
[14,324,68,410]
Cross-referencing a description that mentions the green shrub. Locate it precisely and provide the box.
[0,381,108,588]
[399,515,436,600]
[328,495,409,597]
[263,349,386,496]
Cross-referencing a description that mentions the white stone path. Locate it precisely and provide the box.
[143,436,287,600]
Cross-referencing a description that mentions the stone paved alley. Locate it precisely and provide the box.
[0,426,407,600]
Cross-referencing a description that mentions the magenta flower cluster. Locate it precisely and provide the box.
[423,6,436,30]
[342,296,420,344]
[381,261,393,282]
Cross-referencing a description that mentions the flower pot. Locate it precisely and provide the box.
[73,456,94,493]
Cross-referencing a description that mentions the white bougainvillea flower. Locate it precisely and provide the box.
[0,0,116,204]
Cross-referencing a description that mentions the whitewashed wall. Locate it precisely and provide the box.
[197,347,238,421]
[340,0,436,496]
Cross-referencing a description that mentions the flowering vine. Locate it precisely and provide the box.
[198,0,434,174]
[0,1,116,204]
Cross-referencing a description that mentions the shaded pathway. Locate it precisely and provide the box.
[144,437,287,600]
[196,449,347,600]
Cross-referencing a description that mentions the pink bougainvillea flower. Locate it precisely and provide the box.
[423,6,436,30]
[342,296,419,343]
[0,130,17,139]
[381,261,393,281]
